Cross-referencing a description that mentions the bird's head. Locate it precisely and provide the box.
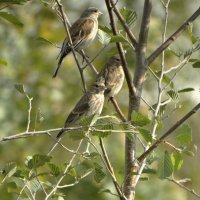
[81,7,102,19]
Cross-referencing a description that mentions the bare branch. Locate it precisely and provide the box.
[138,102,200,162]
[147,6,200,65]
[99,138,127,200]
[167,177,200,199]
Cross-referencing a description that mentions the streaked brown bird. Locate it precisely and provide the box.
[53,7,102,78]
[57,79,106,138]
[96,55,124,98]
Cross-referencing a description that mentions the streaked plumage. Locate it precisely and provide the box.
[53,7,102,78]
[57,79,106,138]
[96,55,124,98]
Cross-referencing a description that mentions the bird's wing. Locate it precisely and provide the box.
[64,93,91,126]
[69,18,95,48]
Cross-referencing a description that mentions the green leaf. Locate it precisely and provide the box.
[7,182,19,193]
[171,152,183,171]
[0,0,30,5]
[120,7,137,27]
[176,124,192,145]
[138,128,152,143]
[97,29,111,45]
[69,130,85,140]
[48,163,60,177]
[178,88,194,93]
[36,37,54,46]
[0,58,7,66]
[182,149,194,157]
[0,12,23,27]
[110,35,129,43]
[98,25,113,34]
[167,90,179,102]
[25,154,52,169]
[4,162,17,178]
[93,162,106,183]
[192,61,200,68]
[92,116,115,138]
[163,74,174,88]
[14,83,26,94]
[158,151,174,179]
[187,24,197,44]
[131,111,151,127]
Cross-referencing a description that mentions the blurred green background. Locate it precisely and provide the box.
[0,0,200,199]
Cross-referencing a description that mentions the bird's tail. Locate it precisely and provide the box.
[52,55,64,78]
[52,40,71,78]
[56,128,65,139]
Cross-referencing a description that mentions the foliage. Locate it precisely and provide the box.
[0,1,200,200]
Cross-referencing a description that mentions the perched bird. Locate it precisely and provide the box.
[53,7,102,78]
[96,55,124,99]
[57,79,106,138]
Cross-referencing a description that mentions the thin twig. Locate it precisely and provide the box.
[45,139,83,199]
[110,0,138,48]
[138,102,200,162]
[54,0,87,92]
[147,6,200,65]
[26,95,33,132]
[167,177,200,199]
[99,138,126,200]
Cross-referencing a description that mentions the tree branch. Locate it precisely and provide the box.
[123,1,152,199]
[99,138,126,200]
[147,6,200,65]
[104,0,136,101]
[55,0,87,92]
[110,0,138,48]
[138,102,200,162]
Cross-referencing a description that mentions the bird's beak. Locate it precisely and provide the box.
[98,11,103,15]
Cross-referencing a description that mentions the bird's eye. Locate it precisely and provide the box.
[95,84,98,87]
[94,9,98,12]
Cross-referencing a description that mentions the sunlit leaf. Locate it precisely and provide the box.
[158,151,174,179]
[131,111,151,127]
[175,124,192,145]
[171,152,183,171]
[97,29,111,45]
[138,128,152,143]
[7,182,19,193]
[120,7,137,27]
[4,162,17,178]
[110,35,129,43]
[167,90,179,102]
[25,154,52,169]
[98,25,113,34]
[0,12,23,27]
[48,163,60,177]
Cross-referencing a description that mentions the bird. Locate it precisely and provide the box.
[53,7,102,78]
[96,55,125,99]
[56,79,106,138]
